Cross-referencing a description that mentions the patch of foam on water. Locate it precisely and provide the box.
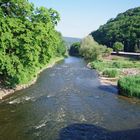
[8,96,32,104]
[34,114,52,129]
[47,94,54,98]
[62,65,68,68]
[49,73,55,77]
[79,115,87,122]
[23,96,31,101]
[9,98,21,104]
[56,107,66,122]
[35,123,46,129]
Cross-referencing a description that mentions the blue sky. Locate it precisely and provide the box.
[29,0,140,38]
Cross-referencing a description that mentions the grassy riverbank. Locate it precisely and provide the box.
[90,55,140,98]
[118,75,140,98]
[90,55,140,78]
[0,57,64,100]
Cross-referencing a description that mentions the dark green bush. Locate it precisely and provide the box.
[69,42,81,56]
[118,75,140,98]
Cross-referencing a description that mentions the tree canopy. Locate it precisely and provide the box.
[113,42,124,53]
[80,35,112,60]
[91,7,140,52]
[0,0,66,87]
[69,42,81,56]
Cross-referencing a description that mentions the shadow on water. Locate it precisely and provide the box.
[58,123,140,140]
[98,85,118,95]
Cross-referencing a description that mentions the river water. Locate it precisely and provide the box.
[0,57,140,140]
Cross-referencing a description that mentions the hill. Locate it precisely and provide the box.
[63,37,81,48]
[91,7,140,52]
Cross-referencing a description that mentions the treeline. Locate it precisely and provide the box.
[0,0,66,87]
[69,35,112,60]
[91,7,140,52]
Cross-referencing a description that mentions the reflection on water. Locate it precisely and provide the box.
[0,56,140,140]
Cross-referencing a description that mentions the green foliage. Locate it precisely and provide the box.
[102,47,113,57]
[0,0,66,87]
[90,55,140,81]
[69,42,81,56]
[102,68,119,78]
[91,59,140,72]
[80,35,112,60]
[118,75,140,98]
[91,7,140,52]
[113,42,124,53]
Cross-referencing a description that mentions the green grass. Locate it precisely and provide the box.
[90,55,140,98]
[90,59,140,71]
[118,75,140,98]
[90,56,140,78]
[102,68,119,78]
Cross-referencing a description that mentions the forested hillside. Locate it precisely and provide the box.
[91,7,140,52]
[0,0,66,87]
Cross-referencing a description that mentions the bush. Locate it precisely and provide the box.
[118,75,140,98]
[103,48,113,57]
[113,42,124,53]
[102,68,119,78]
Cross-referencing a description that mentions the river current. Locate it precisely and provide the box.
[0,57,140,140]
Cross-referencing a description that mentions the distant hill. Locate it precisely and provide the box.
[63,37,81,48]
[91,7,140,52]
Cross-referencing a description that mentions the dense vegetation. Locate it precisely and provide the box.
[69,42,81,56]
[118,75,140,98]
[91,7,140,52]
[0,0,66,87]
[80,35,112,60]
[102,68,119,78]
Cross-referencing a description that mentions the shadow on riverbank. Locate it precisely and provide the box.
[58,123,140,140]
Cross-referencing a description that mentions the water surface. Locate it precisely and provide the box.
[0,57,140,140]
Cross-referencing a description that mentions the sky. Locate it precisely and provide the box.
[29,0,140,38]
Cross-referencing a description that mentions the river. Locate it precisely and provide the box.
[0,56,140,140]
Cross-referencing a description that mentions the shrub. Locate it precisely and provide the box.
[102,68,119,78]
[113,42,124,53]
[118,75,140,98]
[103,48,113,57]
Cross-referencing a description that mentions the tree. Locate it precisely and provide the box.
[0,0,66,87]
[80,35,112,60]
[113,42,124,53]
[69,42,81,56]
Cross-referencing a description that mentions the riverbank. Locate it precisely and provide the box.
[88,55,140,94]
[0,57,64,100]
